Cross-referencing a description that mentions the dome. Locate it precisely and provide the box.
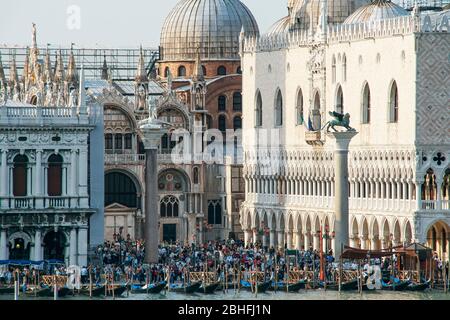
[343,0,409,24]
[266,16,291,36]
[290,0,371,30]
[160,0,259,61]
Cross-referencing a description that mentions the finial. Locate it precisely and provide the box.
[193,44,204,82]
[32,23,37,48]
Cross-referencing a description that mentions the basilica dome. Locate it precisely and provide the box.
[290,0,371,30]
[266,16,291,36]
[160,0,259,62]
[343,0,409,25]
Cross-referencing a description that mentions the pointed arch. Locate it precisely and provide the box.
[388,80,399,123]
[255,90,263,127]
[274,88,283,126]
[361,81,371,124]
[335,84,344,114]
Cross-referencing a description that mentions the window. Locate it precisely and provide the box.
[193,167,199,184]
[105,134,113,150]
[124,134,133,150]
[160,196,179,218]
[115,134,123,151]
[275,89,283,126]
[233,92,242,111]
[342,54,347,82]
[237,66,242,74]
[105,172,138,208]
[217,66,227,76]
[178,65,186,77]
[389,81,399,123]
[332,55,336,84]
[13,155,28,197]
[312,91,321,130]
[202,66,207,76]
[164,67,170,78]
[336,86,344,114]
[48,154,63,197]
[296,88,304,125]
[362,83,371,124]
[218,95,226,112]
[231,166,244,193]
[255,91,263,127]
[218,115,227,132]
[233,116,242,130]
[207,200,222,225]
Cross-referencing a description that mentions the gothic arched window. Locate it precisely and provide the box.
[13,154,28,197]
[389,81,399,123]
[160,196,179,218]
[255,91,263,127]
[164,67,170,78]
[193,167,199,184]
[233,116,242,130]
[336,85,344,114]
[296,88,304,125]
[178,65,186,77]
[342,54,347,82]
[331,55,336,84]
[208,200,222,225]
[233,92,242,111]
[218,95,226,112]
[275,89,283,127]
[217,66,227,76]
[362,83,371,124]
[218,115,227,132]
[48,154,63,197]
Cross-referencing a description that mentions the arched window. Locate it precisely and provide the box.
[237,66,242,74]
[233,116,242,130]
[362,83,371,124]
[218,115,227,132]
[233,92,242,111]
[422,169,437,202]
[124,133,133,150]
[217,66,227,76]
[115,134,123,151]
[13,155,28,197]
[208,200,222,225]
[202,66,207,76]
[312,91,321,131]
[389,81,399,123]
[105,172,138,208]
[336,85,344,114]
[296,88,304,125]
[218,95,226,112]
[178,65,186,77]
[48,154,63,197]
[331,55,336,84]
[164,67,170,78]
[275,89,283,126]
[193,167,199,184]
[255,91,263,127]
[105,134,113,151]
[342,54,347,82]
[160,196,179,218]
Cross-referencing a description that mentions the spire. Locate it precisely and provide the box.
[78,64,87,116]
[192,45,204,82]
[135,45,147,83]
[9,55,19,86]
[0,52,6,85]
[54,49,65,83]
[22,47,30,84]
[32,23,37,49]
[317,0,328,40]
[101,54,109,80]
[66,45,78,85]
[43,49,53,83]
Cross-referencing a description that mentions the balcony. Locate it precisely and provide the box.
[1,196,84,210]
[305,131,324,146]
[104,154,146,165]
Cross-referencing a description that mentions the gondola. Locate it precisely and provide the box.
[25,287,52,297]
[197,282,220,294]
[170,281,202,294]
[405,281,430,291]
[0,287,14,295]
[381,280,410,291]
[239,280,271,293]
[269,280,307,292]
[80,285,106,297]
[320,278,359,291]
[105,285,128,297]
[130,281,167,294]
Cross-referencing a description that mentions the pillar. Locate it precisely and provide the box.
[69,228,77,266]
[34,229,42,261]
[0,150,8,209]
[327,131,358,259]
[277,230,285,249]
[286,231,293,250]
[0,229,7,260]
[69,150,78,207]
[252,229,258,245]
[313,233,320,251]
[77,228,88,267]
[262,232,268,248]
[244,229,252,247]
[35,150,43,208]
[78,148,89,207]
[296,231,302,250]
[304,232,310,250]
[269,229,276,248]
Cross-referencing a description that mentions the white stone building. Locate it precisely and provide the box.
[239,0,450,259]
[0,26,104,266]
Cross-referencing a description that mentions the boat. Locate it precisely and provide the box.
[105,285,128,297]
[381,279,410,291]
[80,285,106,297]
[405,281,430,291]
[0,287,14,295]
[320,278,359,291]
[239,280,271,293]
[130,281,167,294]
[170,281,202,294]
[198,282,220,294]
[269,280,307,292]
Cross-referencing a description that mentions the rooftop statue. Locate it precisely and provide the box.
[323,111,356,133]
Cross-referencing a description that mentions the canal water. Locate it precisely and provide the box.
[1,289,449,300]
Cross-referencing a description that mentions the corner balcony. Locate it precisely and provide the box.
[0,196,86,210]
[421,200,450,211]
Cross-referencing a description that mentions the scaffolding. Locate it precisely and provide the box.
[0,46,159,82]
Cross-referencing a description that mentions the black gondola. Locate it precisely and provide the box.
[198,282,220,294]
[405,281,430,291]
[320,278,359,291]
[381,280,410,291]
[131,281,167,294]
[0,287,14,295]
[170,281,202,294]
[106,285,128,297]
[80,285,106,297]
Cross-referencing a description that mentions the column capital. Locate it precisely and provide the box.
[326,131,359,151]
[35,149,44,154]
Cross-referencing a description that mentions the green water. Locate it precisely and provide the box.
[1,289,449,301]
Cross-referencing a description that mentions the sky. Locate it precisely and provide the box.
[0,0,286,48]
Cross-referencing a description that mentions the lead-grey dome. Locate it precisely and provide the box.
[290,0,371,30]
[343,0,409,24]
[160,0,259,61]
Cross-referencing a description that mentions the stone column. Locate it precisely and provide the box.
[78,148,89,208]
[69,228,77,266]
[296,231,302,250]
[0,150,8,209]
[252,229,258,245]
[244,229,252,246]
[262,232,268,248]
[34,229,42,261]
[269,229,276,248]
[69,150,78,207]
[313,233,320,251]
[277,230,285,250]
[0,229,7,260]
[35,150,43,208]
[139,120,165,264]
[77,228,88,267]
[304,232,310,250]
[327,131,358,259]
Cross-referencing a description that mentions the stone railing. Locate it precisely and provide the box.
[105,153,146,165]
[1,196,85,210]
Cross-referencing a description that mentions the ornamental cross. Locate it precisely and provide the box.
[433,152,446,166]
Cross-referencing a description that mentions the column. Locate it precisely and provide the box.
[34,229,42,261]
[350,236,357,248]
[77,228,88,267]
[69,228,77,266]
[252,228,258,245]
[244,229,252,247]
[35,150,43,208]
[304,232,310,250]
[269,229,276,248]
[370,237,378,251]
[69,150,78,207]
[327,131,358,259]
[78,148,89,207]
[436,178,443,210]
[0,229,7,260]
[0,150,8,209]
[360,236,367,250]
[277,230,285,249]
[295,231,302,250]
[313,233,320,251]
[262,232,268,248]
[286,231,293,250]
[416,181,422,210]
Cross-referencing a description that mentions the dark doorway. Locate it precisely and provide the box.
[43,231,66,261]
[9,238,30,260]
[163,224,177,243]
